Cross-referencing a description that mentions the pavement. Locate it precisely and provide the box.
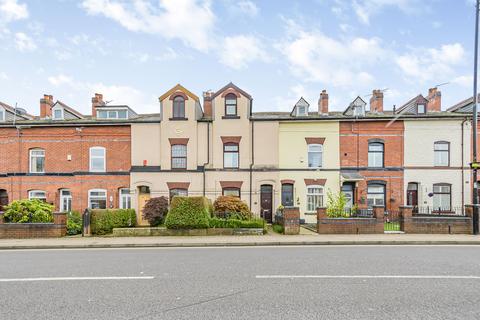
[1,245,480,319]
[2,231,480,249]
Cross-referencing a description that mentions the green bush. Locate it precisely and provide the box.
[165,197,210,229]
[272,224,284,234]
[208,217,265,229]
[326,191,349,218]
[3,199,54,223]
[142,197,169,226]
[91,209,136,235]
[66,211,82,235]
[213,196,253,220]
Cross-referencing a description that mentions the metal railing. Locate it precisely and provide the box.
[326,208,374,218]
[413,206,464,216]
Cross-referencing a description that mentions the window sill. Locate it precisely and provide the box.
[171,168,188,171]
[222,116,240,119]
[433,165,450,168]
[223,167,240,170]
[168,117,188,121]
[305,212,317,215]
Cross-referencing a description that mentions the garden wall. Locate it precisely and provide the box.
[400,206,472,234]
[317,207,384,234]
[0,212,67,238]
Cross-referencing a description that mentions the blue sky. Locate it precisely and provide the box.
[0,0,477,115]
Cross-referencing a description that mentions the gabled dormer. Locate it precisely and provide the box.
[291,97,310,117]
[395,94,429,115]
[159,84,202,121]
[343,96,367,117]
[447,94,480,113]
[209,82,252,120]
[0,101,33,122]
[51,101,84,120]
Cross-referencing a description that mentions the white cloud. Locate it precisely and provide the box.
[352,0,422,25]
[219,35,269,69]
[48,74,74,86]
[278,21,386,86]
[396,43,465,83]
[0,0,28,23]
[81,0,215,52]
[237,0,259,17]
[0,71,8,80]
[14,32,36,52]
[452,75,472,88]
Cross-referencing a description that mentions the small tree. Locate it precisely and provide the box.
[142,197,169,226]
[326,191,348,218]
[213,196,252,220]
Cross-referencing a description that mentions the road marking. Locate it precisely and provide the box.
[256,275,480,279]
[0,276,154,282]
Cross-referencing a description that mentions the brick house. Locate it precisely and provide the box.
[0,94,158,213]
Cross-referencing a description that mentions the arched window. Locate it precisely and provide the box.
[29,148,45,173]
[171,144,187,169]
[173,96,185,119]
[368,142,384,168]
[59,189,72,212]
[308,144,323,168]
[306,185,324,212]
[367,183,385,208]
[89,147,106,172]
[223,143,239,168]
[119,188,131,209]
[434,141,450,167]
[225,93,237,116]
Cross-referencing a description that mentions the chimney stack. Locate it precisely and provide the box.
[40,94,53,118]
[91,93,104,116]
[427,87,441,112]
[318,90,328,115]
[370,89,384,113]
[203,91,214,118]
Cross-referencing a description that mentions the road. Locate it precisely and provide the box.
[1,246,480,319]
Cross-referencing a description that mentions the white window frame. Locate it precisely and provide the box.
[89,147,106,172]
[96,108,128,119]
[119,188,131,209]
[367,184,385,208]
[59,189,72,212]
[306,185,324,213]
[28,190,46,202]
[368,142,384,168]
[52,106,64,120]
[29,148,45,173]
[434,141,449,167]
[308,144,323,168]
[0,106,5,122]
[88,189,107,209]
[297,106,307,116]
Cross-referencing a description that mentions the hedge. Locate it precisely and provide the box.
[3,199,54,223]
[164,197,210,229]
[213,196,252,220]
[208,217,265,229]
[66,211,82,235]
[90,209,136,235]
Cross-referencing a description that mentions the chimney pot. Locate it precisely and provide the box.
[40,94,53,118]
[203,91,213,118]
[427,87,441,112]
[318,90,329,115]
[369,89,384,113]
[92,93,105,117]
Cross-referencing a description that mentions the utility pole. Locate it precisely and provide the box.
[473,0,479,234]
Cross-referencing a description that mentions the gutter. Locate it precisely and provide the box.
[462,118,468,210]
[249,99,254,209]
[202,122,210,197]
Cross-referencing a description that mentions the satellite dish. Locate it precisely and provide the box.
[15,108,27,115]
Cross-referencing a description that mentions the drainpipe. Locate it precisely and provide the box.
[202,122,210,197]
[462,118,468,211]
[249,100,254,210]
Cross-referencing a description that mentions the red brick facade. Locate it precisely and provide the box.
[340,120,404,211]
[0,125,130,212]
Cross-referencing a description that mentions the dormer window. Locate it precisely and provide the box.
[353,105,364,117]
[0,107,4,122]
[52,107,64,120]
[225,93,237,117]
[173,96,185,119]
[417,104,426,114]
[97,109,128,119]
[297,106,306,116]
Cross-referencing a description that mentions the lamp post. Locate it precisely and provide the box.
[472,0,479,234]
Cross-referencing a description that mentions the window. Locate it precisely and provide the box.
[28,190,46,202]
[0,107,5,121]
[224,143,239,168]
[417,104,426,114]
[89,147,106,172]
[308,144,323,168]
[88,189,107,209]
[434,142,449,166]
[59,189,72,212]
[353,105,364,117]
[368,142,384,168]
[222,187,240,197]
[433,184,451,211]
[225,93,237,116]
[29,148,45,173]
[97,109,128,119]
[297,106,306,116]
[281,183,294,206]
[52,107,64,120]
[119,188,131,209]
[173,96,185,119]
[306,186,324,212]
[367,184,385,208]
[171,145,187,169]
[169,188,188,202]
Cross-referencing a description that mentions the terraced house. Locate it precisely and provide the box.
[0,84,477,223]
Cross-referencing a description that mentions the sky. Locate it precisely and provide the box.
[0,0,477,115]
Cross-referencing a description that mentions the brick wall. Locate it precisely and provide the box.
[316,207,384,234]
[0,212,66,238]
[282,207,300,235]
[401,205,472,234]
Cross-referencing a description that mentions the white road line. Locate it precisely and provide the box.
[256,275,480,279]
[0,276,154,282]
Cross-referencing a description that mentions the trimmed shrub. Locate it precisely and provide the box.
[272,224,284,234]
[66,211,82,235]
[3,199,54,223]
[142,196,169,226]
[213,196,253,220]
[165,197,210,229]
[208,217,265,229]
[91,209,136,235]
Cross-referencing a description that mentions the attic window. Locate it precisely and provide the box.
[0,107,4,121]
[353,105,364,117]
[52,107,64,120]
[297,106,307,116]
[97,109,128,119]
[417,104,426,114]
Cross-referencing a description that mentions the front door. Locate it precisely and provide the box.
[0,189,8,211]
[260,185,273,223]
[137,186,151,226]
[342,183,354,208]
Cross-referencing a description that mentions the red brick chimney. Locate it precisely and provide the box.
[40,94,53,118]
[427,87,441,112]
[318,90,328,115]
[203,91,213,118]
[91,93,104,116]
[370,89,384,113]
